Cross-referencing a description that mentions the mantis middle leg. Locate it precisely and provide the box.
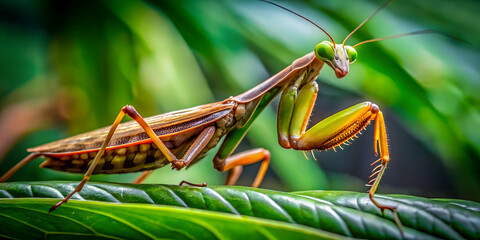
[213,87,282,187]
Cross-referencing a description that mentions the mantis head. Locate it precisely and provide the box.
[315,41,357,79]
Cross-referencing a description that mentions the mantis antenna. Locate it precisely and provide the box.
[343,0,393,45]
[343,0,444,47]
[260,0,336,47]
[262,0,442,49]
[352,30,438,47]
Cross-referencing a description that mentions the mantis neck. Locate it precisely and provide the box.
[232,52,323,103]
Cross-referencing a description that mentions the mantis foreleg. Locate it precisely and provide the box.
[277,79,396,214]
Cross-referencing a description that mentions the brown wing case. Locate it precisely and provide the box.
[29,102,234,153]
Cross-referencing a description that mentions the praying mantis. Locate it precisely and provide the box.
[0,0,434,230]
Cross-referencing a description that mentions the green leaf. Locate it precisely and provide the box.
[0,199,338,240]
[3,182,479,239]
[294,190,480,240]
[433,198,480,213]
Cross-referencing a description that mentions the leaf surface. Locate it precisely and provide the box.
[0,198,338,240]
[1,182,479,239]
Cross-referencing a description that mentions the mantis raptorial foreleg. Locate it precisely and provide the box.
[276,78,399,225]
[295,103,390,206]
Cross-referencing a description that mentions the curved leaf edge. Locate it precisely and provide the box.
[0,198,344,240]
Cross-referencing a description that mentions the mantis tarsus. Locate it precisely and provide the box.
[0,0,434,232]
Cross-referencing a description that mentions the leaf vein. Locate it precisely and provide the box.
[62,203,156,239]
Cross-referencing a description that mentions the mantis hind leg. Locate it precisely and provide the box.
[134,126,216,184]
[49,105,180,212]
[0,153,42,182]
[134,170,153,184]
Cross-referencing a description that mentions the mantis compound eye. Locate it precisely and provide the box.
[315,41,335,61]
[345,45,357,63]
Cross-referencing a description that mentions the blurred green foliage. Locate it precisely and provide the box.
[0,0,479,201]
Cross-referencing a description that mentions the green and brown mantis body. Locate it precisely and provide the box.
[0,1,428,229]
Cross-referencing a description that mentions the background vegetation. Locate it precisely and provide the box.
[0,0,479,202]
